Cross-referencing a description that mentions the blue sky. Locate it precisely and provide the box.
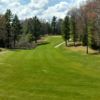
[0,0,86,20]
[20,0,30,5]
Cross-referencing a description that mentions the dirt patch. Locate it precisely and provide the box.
[0,51,8,55]
[0,48,9,54]
[66,46,97,54]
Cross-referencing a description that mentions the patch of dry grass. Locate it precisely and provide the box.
[67,46,96,53]
[0,48,9,54]
[65,42,98,54]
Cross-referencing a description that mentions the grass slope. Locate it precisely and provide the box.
[0,36,100,100]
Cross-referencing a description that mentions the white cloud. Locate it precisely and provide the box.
[40,0,87,20]
[0,0,87,20]
[40,2,69,20]
[0,0,49,19]
[72,0,87,8]
[30,0,48,8]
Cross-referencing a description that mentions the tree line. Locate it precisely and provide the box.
[0,0,100,53]
[0,10,62,49]
[62,0,100,53]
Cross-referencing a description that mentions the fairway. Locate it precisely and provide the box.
[0,36,100,100]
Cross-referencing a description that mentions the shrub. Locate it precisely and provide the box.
[16,34,35,49]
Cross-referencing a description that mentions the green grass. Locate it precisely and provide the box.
[0,36,100,100]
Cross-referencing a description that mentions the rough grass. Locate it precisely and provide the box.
[0,36,100,100]
[66,46,97,54]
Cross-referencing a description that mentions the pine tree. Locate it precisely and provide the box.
[5,9,12,48]
[51,16,57,35]
[62,16,70,46]
[12,15,22,48]
[0,15,6,47]
[33,16,41,43]
[71,15,77,46]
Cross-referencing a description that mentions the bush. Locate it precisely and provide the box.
[16,34,35,49]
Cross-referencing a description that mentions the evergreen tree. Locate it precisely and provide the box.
[56,19,63,34]
[33,16,41,43]
[26,18,34,34]
[5,9,12,48]
[12,15,22,48]
[62,16,70,46]
[71,15,77,46]
[51,16,57,35]
[0,15,6,47]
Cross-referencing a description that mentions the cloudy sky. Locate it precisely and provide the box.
[0,0,86,20]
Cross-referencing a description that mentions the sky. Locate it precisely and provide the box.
[0,0,87,20]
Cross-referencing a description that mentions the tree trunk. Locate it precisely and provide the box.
[87,43,88,54]
[14,39,16,48]
[84,15,88,54]
[35,39,37,43]
[99,48,100,53]
[99,42,100,53]
[74,41,76,47]
[66,40,68,46]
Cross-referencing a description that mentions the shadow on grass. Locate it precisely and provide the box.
[9,48,35,52]
[37,42,50,46]
[9,42,50,52]
[89,52,100,55]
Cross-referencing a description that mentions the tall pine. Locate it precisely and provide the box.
[33,16,41,43]
[51,16,57,35]
[62,16,70,46]
[5,9,12,48]
[12,15,22,48]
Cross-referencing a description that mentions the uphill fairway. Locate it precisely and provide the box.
[0,36,100,100]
